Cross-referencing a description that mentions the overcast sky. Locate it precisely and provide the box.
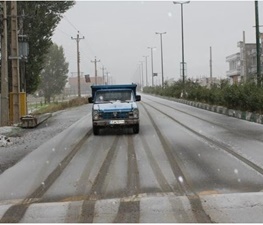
[52,0,262,85]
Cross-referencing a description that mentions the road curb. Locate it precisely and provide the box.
[153,95,263,125]
[20,113,52,128]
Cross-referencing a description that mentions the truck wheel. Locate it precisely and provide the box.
[93,126,100,135]
[133,124,139,134]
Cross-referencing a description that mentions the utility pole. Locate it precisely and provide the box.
[255,0,261,87]
[148,47,155,86]
[18,9,27,92]
[10,1,20,124]
[1,1,9,126]
[156,32,166,87]
[143,56,148,86]
[106,71,109,84]
[91,57,100,84]
[210,46,213,86]
[71,31,84,97]
[101,66,105,84]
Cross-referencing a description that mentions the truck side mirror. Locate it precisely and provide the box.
[136,95,141,101]
[88,97,93,103]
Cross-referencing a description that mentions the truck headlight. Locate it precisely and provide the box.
[129,108,139,118]
[134,109,139,118]
[93,110,99,120]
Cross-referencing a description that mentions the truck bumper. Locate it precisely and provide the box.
[93,119,139,127]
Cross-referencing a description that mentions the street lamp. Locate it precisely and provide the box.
[139,61,144,89]
[143,56,149,86]
[156,32,167,88]
[148,47,156,86]
[173,1,190,88]
[255,0,261,87]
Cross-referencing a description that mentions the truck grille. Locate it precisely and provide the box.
[102,111,129,119]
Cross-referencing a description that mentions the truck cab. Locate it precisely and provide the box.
[88,84,141,135]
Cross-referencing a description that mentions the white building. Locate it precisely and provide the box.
[226,33,263,84]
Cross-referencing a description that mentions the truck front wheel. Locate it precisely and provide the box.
[133,124,139,134]
[93,126,100,135]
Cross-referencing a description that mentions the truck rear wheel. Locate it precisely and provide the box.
[133,124,139,134]
[93,126,100,135]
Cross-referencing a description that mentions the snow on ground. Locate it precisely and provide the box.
[0,104,90,175]
[0,127,12,147]
[0,126,13,135]
[0,135,12,147]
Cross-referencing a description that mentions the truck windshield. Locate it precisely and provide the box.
[95,90,134,103]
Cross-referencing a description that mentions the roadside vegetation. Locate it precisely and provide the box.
[31,97,89,115]
[38,44,69,103]
[143,80,263,113]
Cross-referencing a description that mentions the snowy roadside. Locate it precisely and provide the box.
[0,104,91,175]
[0,127,13,147]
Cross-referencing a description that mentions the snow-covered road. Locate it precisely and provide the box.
[0,104,91,174]
[1,96,263,222]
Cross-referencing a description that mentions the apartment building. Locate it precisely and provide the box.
[226,33,263,84]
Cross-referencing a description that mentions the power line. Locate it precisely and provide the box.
[81,40,97,59]
[55,27,72,38]
[64,15,79,33]
[55,16,110,80]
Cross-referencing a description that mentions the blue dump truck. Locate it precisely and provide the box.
[88,84,141,135]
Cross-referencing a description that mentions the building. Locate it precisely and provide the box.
[226,33,263,84]
[226,52,241,84]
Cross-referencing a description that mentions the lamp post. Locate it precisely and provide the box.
[148,47,156,86]
[139,61,144,89]
[143,55,149,86]
[173,1,190,88]
[156,32,166,87]
[255,0,261,87]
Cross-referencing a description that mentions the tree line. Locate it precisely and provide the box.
[0,1,75,102]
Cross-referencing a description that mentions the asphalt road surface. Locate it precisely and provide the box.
[0,94,263,222]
